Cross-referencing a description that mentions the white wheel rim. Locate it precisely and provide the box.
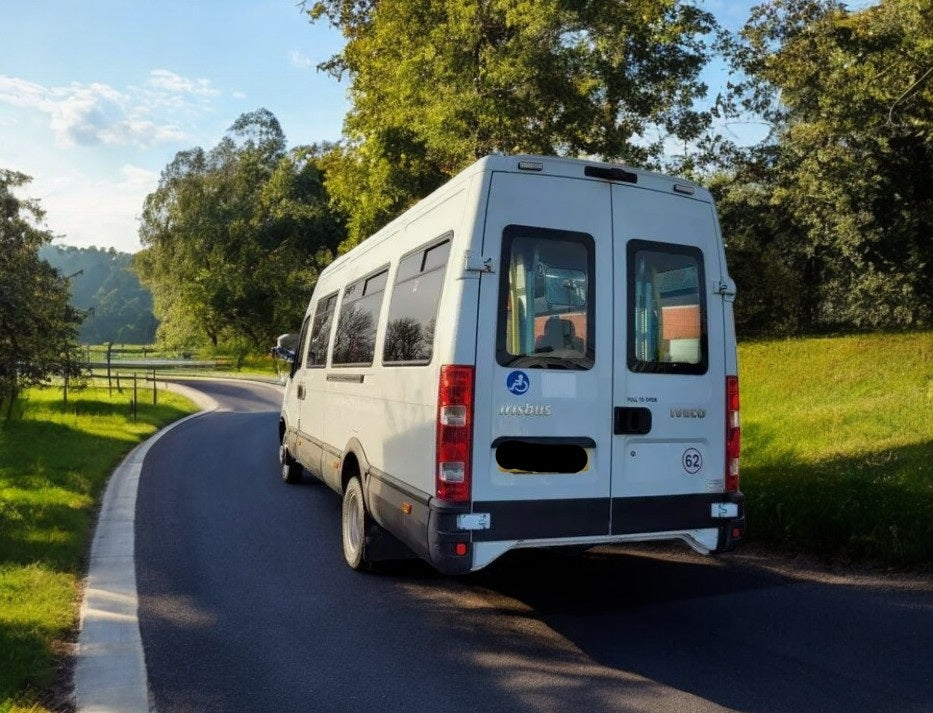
[344,487,362,559]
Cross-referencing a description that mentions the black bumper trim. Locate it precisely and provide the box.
[468,493,745,542]
[428,500,472,575]
[471,498,609,542]
[367,467,431,506]
[612,492,745,535]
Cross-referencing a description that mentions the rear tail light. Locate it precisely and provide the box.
[436,365,474,502]
[726,375,741,492]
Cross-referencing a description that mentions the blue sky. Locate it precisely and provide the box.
[0,1,861,253]
[2,0,347,252]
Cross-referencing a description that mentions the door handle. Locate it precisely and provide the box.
[614,407,651,435]
[297,384,306,400]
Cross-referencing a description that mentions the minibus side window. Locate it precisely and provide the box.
[305,292,338,368]
[290,314,311,377]
[383,236,452,365]
[627,240,708,375]
[332,268,389,366]
[496,225,595,370]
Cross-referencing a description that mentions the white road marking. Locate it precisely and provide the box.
[74,383,220,713]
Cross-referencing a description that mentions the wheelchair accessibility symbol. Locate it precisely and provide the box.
[506,371,530,396]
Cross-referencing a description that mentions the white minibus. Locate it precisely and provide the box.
[278,155,744,574]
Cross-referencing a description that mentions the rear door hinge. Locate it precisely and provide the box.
[714,278,736,300]
[464,251,496,274]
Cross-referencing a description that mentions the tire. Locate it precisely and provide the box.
[341,476,371,570]
[279,442,302,484]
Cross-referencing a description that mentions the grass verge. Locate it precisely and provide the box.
[740,331,932,568]
[0,386,198,712]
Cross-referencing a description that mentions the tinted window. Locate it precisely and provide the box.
[332,269,389,366]
[306,292,337,367]
[496,225,595,370]
[627,240,707,374]
[383,237,451,365]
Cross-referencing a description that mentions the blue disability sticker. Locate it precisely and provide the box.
[506,370,530,396]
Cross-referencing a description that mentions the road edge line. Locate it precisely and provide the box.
[73,383,219,713]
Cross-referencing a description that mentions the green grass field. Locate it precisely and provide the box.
[739,332,932,567]
[0,386,197,712]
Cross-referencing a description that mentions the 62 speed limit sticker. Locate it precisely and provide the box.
[682,448,702,474]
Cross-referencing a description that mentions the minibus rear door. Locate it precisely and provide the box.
[470,169,615,542]
[609,184,728,537]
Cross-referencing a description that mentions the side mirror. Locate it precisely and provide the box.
[276,332,299,351]
[271,346,296,364]
[271,332,299,367]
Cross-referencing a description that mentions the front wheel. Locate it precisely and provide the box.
[279,442,302,484]
[341,477,372,570]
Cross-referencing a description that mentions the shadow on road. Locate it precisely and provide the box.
[419,546,929,713]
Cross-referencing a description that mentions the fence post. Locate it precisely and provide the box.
[107,342,113,398]
[133,372,138,421]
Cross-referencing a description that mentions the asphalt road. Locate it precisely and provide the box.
[135,380,932,713]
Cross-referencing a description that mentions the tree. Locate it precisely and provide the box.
[709,159,809,337]
[719,0,933,332]
[136,110,346,351]
[0,170,82,417]
[307,0,720,246]
[40,245,157,344]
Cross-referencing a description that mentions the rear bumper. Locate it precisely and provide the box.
[713,491,745,553]
[427,500,473,575]
[426,491,745,573]
[468,492,745,541]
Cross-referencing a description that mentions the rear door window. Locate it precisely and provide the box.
[627,239,707,374]
[496,225,595,370]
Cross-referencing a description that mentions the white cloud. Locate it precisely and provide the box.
[120,163,159,186]
[0,76,49,109]
[47,82,131,146]
[34,165,160,253]
[232,91,247,100]
[290,51,312,69]
[148,69,220,97]
[0,72,219,148]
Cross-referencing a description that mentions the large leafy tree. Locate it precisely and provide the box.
[718,0,932,333]
[308,0,719,246]
[136,110,345,350]
[0,170,82,416]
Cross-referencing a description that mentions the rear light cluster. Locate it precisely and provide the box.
[436,365,474,502]
[726,375,741,492]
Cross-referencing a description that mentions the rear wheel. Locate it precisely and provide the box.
[279,442,302,484]
[341,476,371,570]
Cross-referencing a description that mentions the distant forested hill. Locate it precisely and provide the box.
[40,245,157,344]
